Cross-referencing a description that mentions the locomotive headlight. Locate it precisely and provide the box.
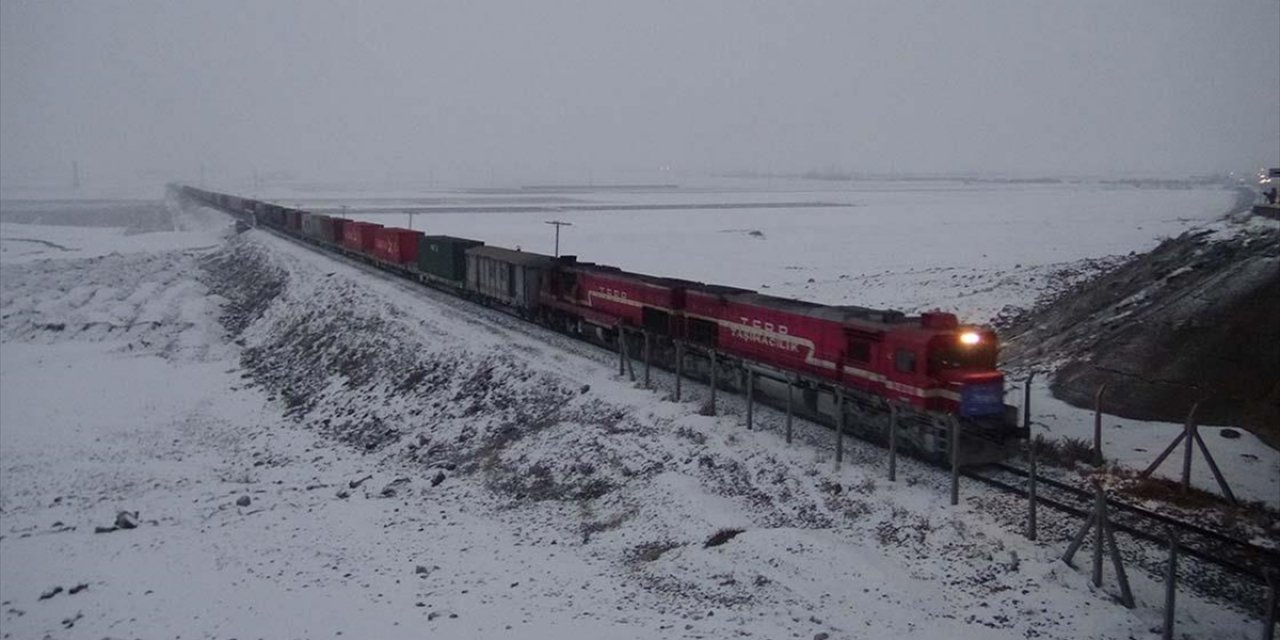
[959,331,981,346]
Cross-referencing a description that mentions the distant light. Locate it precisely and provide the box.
[959,331,981,346]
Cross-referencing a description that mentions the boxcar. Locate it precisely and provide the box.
[418,235,483,284]
[465,246,557,312]
[307,213,339,242]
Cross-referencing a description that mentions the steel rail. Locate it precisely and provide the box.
[964,466,1276,584]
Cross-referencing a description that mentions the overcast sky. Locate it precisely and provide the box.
[2,1,1277,188]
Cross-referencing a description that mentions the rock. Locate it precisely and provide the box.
[1220,428,1242,439]
[381,478,410,497]
[814,633,830,640]
[114,511,139,530]
[580,384,590,394]
[431,471,446,487]
[236,495,252,507]
[93,526,117,534]
[38,586,63,601]
[336,489,351,499]
[68,584,88,595]
[349,474,373,489]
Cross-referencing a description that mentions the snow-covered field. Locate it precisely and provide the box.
[255,178,1238,323]
[0,183,1273,639]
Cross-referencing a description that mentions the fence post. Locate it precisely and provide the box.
[624,331,636,382]
[745,368,754,431]
[617,327,625,376]
[835,388,845,466]
[1192,427,1238,505]
[674,341,683,401]
[950,416,960,506]
[1162,528,1177,640]
[888,402,898,482]
[1023,372,1035,435]
[1027,437,1038,541]
[643,331,651,388]
[785,375,794,444]
[708,349,717,415]
[1093,383,1108,466]
[1092,482,1105,587]
[1181,402,1199,493]
[1102,515,1135,608]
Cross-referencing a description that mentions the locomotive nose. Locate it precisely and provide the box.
[940,370,1004,417]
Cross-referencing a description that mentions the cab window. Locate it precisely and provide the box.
[894,348,916,374]
[849,340,871,363]
[929,342,997,373]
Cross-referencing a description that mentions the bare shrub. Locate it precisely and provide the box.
[630,540,681,563]
[704,528,745,548]
[1035,435,1096,468]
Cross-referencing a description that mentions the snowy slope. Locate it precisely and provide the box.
[1,196,1265,639]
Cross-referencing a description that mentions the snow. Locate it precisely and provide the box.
[1,184,1271,639]
[1016,380,1279,508]
[252,179,1237,323]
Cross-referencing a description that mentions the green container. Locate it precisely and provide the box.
[418,235,484,283]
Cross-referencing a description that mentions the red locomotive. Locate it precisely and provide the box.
[543,260,1007,422]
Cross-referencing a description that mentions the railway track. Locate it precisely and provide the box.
[964,462,1279,584]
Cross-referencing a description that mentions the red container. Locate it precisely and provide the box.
[373,227,423,265]
[342,221,382,254]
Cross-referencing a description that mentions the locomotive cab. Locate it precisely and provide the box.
[927,328,1004,417]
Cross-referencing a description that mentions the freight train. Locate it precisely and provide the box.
[173,184,1026,463]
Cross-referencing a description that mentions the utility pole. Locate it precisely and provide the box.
[545,220,572,257]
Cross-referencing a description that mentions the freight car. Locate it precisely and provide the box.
[171,184,1025,463]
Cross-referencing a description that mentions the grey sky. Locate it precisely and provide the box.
[2,1,1277,188]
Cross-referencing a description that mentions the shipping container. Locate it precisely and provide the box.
[302,213,330,240]
[342,221,382,254]
[465,246,557,311]
[329,217,347,245]
[418,235,483,283]
[373,227,423,265]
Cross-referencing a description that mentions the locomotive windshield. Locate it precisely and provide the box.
[929,336,997,372]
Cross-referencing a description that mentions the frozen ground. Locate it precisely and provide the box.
[253,178,1237,324]
[0,185,1272,639]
